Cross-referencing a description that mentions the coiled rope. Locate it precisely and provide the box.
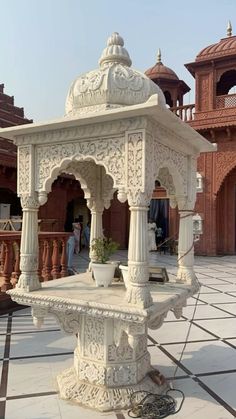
[128,389,185,418]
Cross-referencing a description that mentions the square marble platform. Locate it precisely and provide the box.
[1,251,236,418]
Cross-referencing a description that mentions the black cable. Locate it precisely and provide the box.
[128,389,185,418]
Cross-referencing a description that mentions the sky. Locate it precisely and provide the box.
[0,0,235,122]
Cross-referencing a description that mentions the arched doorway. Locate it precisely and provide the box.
[149,181,169,241]
[39,174,87,232]
[216,166,236,254]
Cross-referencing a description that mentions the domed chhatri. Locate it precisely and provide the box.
[145,48,179,81]
[65,32,165,116]
[196,21,236,62]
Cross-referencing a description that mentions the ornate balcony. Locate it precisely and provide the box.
[215,93,236,109]
[170,104,195,121]
[0,232,70,308]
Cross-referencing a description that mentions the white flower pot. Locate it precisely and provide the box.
[92,262,117,288]
[119,264,129,288]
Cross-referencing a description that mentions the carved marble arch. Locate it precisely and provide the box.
[35,137,125,196]
[154,163,185,199]
[40,157,117,208]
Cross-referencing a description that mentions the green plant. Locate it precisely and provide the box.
[91,237,119,264]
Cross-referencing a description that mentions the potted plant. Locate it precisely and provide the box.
[91,237,119,287]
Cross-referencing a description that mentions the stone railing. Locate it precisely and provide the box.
[216,93,236,109]
[0,232,70,303]
[170,104,195,121]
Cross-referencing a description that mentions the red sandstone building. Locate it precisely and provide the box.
[1,26,236,255]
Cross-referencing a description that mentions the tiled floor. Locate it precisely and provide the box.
[0,250,236,418]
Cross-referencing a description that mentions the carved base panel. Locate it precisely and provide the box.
[16,273,41,292]
[57,367,169,412]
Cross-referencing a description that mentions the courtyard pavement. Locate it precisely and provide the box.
[0,250,236,418]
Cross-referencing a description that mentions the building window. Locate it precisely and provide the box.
[196,172,203,193]
[193,213,203,235]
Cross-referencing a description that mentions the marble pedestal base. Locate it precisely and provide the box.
[57,366,169,412]
[7,274,197,412]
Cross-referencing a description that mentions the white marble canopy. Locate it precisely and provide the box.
[2,32,215,411]
[1,33,214,305]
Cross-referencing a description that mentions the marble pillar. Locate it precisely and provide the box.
[88,199,104,263]
[126,203,152,308]
[17,195,41,291]
[177,205,197,284]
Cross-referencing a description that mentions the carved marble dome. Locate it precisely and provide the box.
[145,49,179,81]
[65,32,166,116]
[196,22,236,62]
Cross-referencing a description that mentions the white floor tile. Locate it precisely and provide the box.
[186,297,206,306]
[7,354,73,397]
[5,394,61,419]
[0,317,8,334]
[161,341,236,375]
[10,331,75,358]
[11,313,59,333]
[149,320,213,344]
[198,277,232,285]
[194,318,236,339]
[198,286,221,294]
[200,373,236,410]
[12,307,31,316]
[225,339,236,347]
[197,294,236,304]
[0,334,6,358]
[168,378,234,419]
[204,284,236,292]
[148,345,186,378]
[164,311,186,322]
[57,397,116,419]
[5,393,117,419]
[182,304,233,319]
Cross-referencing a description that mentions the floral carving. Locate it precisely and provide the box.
[189,156,197,206]
[113,65,144,91]
[36,136,125,192]
[20,195,40,209]
[20,255,38,271]
[126,285,153,308]
[154,141,187,196]
[126,131,143,190]
[145,133,155,199]
[18,146,31,195]
[108,333,133,362]
[74,70,105,93]
[107,363,136,386]
[83,316,105,360]
[66,160,97,199]
[57,367,168,411]
[14,118,147,146]
[157,167,176,195]
[102,171,116,208]
[78,359,106,385]
[128,264,149,284]
[52,311,81,334]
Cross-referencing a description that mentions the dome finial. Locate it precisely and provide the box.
[99,32,132,67]
[157,48,162,63]
[227,20,232,37]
